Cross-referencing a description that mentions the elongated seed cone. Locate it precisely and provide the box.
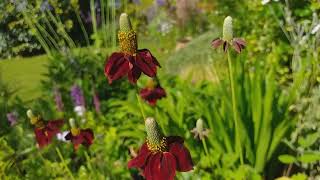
[145,117,164,146]
[223,16,233,42]
[119,13,132,32]
[118,13,137,55]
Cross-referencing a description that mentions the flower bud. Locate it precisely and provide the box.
[223,16,233,42]
[119,13,133,32]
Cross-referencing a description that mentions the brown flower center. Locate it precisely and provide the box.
[147,137,167,153]
[33,117,45,129]
[118,30,137,55]
[71,127,80,136]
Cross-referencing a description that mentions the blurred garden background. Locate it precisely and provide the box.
[0,0,320,179]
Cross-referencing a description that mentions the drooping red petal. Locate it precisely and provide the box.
[234,38,246,46]
[80,129,94,147]
[46,119,64,140]
[69,134,84,150]
[144,153,158,180]
[223,41,229,52]
[140,86,166,106]
[143,153,176,180]
[167,136,193,172]
[166,136,184,144]
[211,38,224,48]
[232,41,241,53]
[104,52,130,84]
[34,128,49,148]
[154,86,166,98]
[159,152,177,180]
[135,49,160,77]
[64,129,94,150]
[127,64,142,84]
[128,143,151,168]
[138,49,161,67]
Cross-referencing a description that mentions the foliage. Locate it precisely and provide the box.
[0,0,319,179]
[0,1,41,59]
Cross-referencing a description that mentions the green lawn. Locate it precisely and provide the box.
[0,55,48,103]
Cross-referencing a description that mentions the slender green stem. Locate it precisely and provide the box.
[22,12,51,56]
[90,0,98,46]
[55,147,75,180]
[227,51,243,165]
[201,138,213,167]
[74,9,90,46]
[136,93,146,121]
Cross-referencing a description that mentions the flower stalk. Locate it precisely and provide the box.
[227,51,243,165]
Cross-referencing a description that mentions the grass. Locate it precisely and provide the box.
[0,55,48,103]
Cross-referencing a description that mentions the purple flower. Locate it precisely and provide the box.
[93,92,101,114]
[132,0,141,4]
[71,85,85,107]
[54,87,64,111]
[156,0,166,6]
[40,0,53,12]
[7,112,18,126]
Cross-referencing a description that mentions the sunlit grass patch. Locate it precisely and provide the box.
[0,55,48,103]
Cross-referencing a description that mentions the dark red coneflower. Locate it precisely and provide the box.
[104,13,161,84]
[128,118,193,180]
[27,110,64,148]
[211,16,246,53]
[140,79,166,106]
[65,118,94,150]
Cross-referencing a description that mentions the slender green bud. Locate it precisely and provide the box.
[223,16,233,42]
[119,13,132,32]
[27,109,34,119]
[69,118,76,128]
[145,117,163,145]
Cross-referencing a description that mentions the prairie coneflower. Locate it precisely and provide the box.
[65,118,94,150]
[211,16,246,53]
[140,79,166,106]
[104,13,161,84]
[128,118,193,180]
[191,118,210,140]
[27,110,64,148]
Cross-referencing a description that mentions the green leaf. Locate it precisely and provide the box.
[298,153,320,163]
[278,154,296,164]
[298,132,320,148]
[291,173,307,180]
